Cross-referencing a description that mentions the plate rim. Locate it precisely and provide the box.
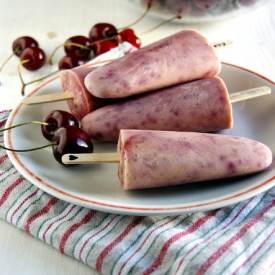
[4,62,275,215]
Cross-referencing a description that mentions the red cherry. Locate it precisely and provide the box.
[20,47,46,71]
[41,110,79,141]
[1,36,39,78]
[89,23,118,43]
[119,29,141,49]
[52,125,93,165]
[93,40,117,57]
[12,36,39,57]
[58,54,86,70]
[64,36,92,59]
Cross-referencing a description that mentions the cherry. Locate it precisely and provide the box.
[89,23,118,44]
[0,36,39,82]
[119,29,141,49]
[49,36,92,65]
[0,117,93,166]
[41,110,79,141]
[20,47,46,71]
[0,110,79,143]
[52,125,93,165]
[12,36,39,57]
[64,35,92,59]
[87,2,152,49]
[58,54,86,70]
[93,40,117,57]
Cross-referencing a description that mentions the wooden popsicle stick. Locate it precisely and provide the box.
[229,86,271,103]
[23,92,74,105]
[62,152,120,165]
[211,39,233,50]
[61,86,272,166]
[23,85,271,106]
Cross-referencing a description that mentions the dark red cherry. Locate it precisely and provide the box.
[89,23,118,43]
[58,54,86,70]
[119,29,141,49]
[41,110,79,141]
[20,47,46,71]
[64,36,92,59]
[52,125,93,165]
[12,36,39,57]
[94,40,117,57]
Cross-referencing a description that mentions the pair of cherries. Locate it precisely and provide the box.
[42,110,93,164]
[1,110,92,165]
[9,36,46,71]
[10,35,84,71]
[0,36,48,94]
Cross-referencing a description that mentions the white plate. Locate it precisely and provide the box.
[4,63,275,216]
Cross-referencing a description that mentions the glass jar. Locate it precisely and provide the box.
[130,0,267,23]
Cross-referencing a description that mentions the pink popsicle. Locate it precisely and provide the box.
[118,130,272,190]
[81,76,233,141]
[84,30,221,99]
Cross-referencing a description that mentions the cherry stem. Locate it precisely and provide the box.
[138,14,182,36]
[0,47,20,85]
[117,1,152,31]
[0,120,56,152]
[20,58,116,97]
[0,120,52,133]
[18,59,31,96]
[49,42,91,65]
[0,142,56,152]
[0,52,15,72]
[21,69,61,96]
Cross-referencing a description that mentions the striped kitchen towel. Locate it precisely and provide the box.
[1,110,275,275]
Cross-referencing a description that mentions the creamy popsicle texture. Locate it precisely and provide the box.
[60,66,115,121]
[81,76,233,141]
[118,130,273,190]
[84,30,221,99]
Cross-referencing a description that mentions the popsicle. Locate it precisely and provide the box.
[81,76,232,141]
[62,130,273,190]
[84,30,221,99]
[60,66,116,121]
[22,59,116,120]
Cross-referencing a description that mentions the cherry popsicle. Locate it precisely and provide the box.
[81,77,271,142]
[62,129,273,190]
[84,30,228,99]
[22,31,232,113]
